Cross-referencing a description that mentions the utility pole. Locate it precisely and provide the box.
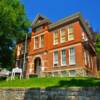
[22,33,28,77]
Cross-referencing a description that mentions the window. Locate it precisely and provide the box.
[68,24,74,40]
[91,56,93,70]
[53,51,58,66]
[53,72,59,77]
[34,26,43,32]
[69,47,76,65]
[82,32,88,41]
[70,70,76,77]
[60,28,66,43]
[61,49,66,66]
[87,53,90,68]
[54,31,59,45]
[84,51,87,65]
[40,35,44,48]
[90,56,93,69]
[34,36,39,49]
[61,71,69,77]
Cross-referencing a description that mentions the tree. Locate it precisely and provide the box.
[95,34,100,54]
[0,0,30,70]
[95,34,100,71]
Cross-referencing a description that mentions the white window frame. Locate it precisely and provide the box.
[69,47,76,65]
[53,50,59,67]
[40,34,44,48]
[53,31,59,45]
[61,49,66,66]
[34,36,39,49]
[60,28,66,43]
[68,24,74,41]
[84,51,87,65]
[34,33,45,49]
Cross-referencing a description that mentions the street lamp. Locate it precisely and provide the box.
[22,33,28,77]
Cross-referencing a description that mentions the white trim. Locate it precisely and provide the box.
[32,32,45,38]
[39,35,41,48]
[40,34,44,48]
[68,24,74,41]
[69,47,76,65]
[33,33,45,49]
[34,36,38,49]
[60,28,66,43]
[53,31,59,45]
[84,50,87,65]
[61,48,67,66]
[33,54,44,68]
[53,50,58,67]
[49,43,81,53]
[34,37,35,49]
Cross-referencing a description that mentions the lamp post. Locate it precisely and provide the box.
[22,33,28,77]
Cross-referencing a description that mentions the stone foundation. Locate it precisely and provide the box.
[44,69,87,77]
[0,87,100,100]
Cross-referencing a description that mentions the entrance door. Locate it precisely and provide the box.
[34,57,41,76]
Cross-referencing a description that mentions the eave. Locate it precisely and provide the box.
[48,12,92,39]
[32,19,51,29]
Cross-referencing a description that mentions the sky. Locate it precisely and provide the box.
[20,0,100,32]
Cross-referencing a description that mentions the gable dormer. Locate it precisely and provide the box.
[32,14,51,32]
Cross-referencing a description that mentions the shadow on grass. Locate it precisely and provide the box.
[46,77,100,89]
[23,78,100,100]
[0,77,7,81]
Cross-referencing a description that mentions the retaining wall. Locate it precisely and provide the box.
[0,87,100,100]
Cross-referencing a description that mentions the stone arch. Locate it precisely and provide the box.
[33,55,43,76]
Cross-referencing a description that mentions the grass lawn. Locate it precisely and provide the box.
[0,77,100,88]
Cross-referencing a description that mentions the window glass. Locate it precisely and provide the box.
[34,37,39,49]
[54,51,58,66]
[61,28,66,43]
[68,24,74,40]
[40,35,44,48]
[69,47,75,65]
[61,49,66,66]
[54,31,59,45]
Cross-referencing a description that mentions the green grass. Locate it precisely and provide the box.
[0,77,100,88]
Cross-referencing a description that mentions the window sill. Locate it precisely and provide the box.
[69,63,76,66]
[68,39,74,41]
[61,64,68,67]
[53,64,59,67]
[39,47,44,49]
[53,43,59,45]
[60,41,66,44]
[33,47,44,50]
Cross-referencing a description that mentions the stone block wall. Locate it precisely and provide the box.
[0,87,100,100]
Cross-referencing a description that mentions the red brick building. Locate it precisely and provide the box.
[16,13,97,77]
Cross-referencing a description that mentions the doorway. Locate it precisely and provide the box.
[34,57,41,76]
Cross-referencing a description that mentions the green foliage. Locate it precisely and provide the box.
[95,34,100,54]
[0,0,30,69]
[0,77,100,88]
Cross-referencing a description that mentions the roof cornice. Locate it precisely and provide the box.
[48,12,92,39]
[48,12,81,30]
